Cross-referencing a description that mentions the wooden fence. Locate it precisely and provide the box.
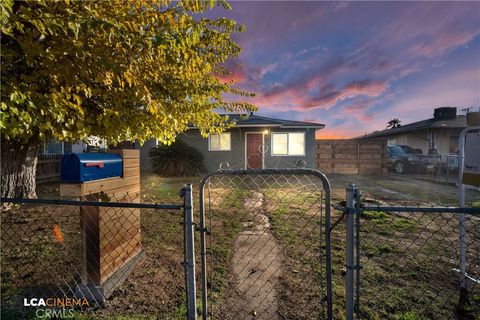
[36,153,62,184]
[316,139,387,174]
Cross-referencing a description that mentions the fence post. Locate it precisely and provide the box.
[182,184,197,320]
[355,188,362,318]
[198,182,208,320]
[346,184,356,320]
[458,129,468,291]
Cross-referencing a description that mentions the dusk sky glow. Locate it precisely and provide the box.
[212,1,480,138]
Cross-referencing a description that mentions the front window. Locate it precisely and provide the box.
[271,132,305,156]
[209,133,231,151]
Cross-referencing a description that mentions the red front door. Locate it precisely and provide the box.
[246,133,263,169]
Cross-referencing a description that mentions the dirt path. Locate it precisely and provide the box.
[222,191,282,320]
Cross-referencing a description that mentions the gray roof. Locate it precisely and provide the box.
[190,113,325,129]
[360,115,466,139]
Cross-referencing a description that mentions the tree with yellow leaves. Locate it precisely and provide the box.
[1,0,255,198]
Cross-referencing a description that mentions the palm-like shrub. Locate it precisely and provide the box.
[149,139,206,177]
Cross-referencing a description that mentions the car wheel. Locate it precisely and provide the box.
[395,161,405,174]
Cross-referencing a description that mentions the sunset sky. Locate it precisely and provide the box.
[211,1,480,138]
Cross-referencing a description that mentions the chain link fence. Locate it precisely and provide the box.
[1,191,191,319]
[4,171,478,320]
[341,185,480,319]
[198,169,332,320]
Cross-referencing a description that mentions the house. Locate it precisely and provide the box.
[41,140,87,154]
[360,107,467,155]
[139,113,325,172]
[40,137,108,155]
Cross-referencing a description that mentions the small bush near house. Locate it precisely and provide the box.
[149,140,206,177]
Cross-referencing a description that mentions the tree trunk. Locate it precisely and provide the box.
[1,137,40,199]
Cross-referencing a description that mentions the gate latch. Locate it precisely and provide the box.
[195,226,211,235]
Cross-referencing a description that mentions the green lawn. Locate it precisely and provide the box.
[356,209,479,319]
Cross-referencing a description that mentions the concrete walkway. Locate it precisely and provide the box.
[223,191,282,320]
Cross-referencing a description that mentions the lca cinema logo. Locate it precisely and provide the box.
[24,297,89,318]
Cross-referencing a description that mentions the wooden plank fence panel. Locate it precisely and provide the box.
[316,138,387,175]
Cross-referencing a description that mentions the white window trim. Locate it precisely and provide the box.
[271,132,306,156]
[208,132,231,151]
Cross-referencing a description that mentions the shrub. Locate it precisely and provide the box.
[149,139,206,177]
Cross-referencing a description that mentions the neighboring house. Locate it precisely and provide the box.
[40,138,108,155]
[139,113,325,172]
[361,107,467,155]
[41,140,86,154]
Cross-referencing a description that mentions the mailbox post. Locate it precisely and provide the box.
[60,149,142,299]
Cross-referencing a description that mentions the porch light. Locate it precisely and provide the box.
[263,129,269,135]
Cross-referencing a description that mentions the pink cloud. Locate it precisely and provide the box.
[343,101,375,122]
[343,3,480,82]
[213,1,479,139]
[218,59,283,91]
[246,78,389,114]
[342,80,387,98]
[380,68,480,121]
[297,79,389,110]
[217,66,247,84]
[407,30,479,58]
[316,127,364,139]
[320,67,480,139]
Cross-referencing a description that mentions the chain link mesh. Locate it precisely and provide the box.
[1,192,185,319]
[356,201,480,319]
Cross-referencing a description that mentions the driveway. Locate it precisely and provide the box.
[327,174,479,206]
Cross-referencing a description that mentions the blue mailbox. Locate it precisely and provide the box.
[61,153,123,183]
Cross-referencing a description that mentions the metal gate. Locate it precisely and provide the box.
[198,169,332,319]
